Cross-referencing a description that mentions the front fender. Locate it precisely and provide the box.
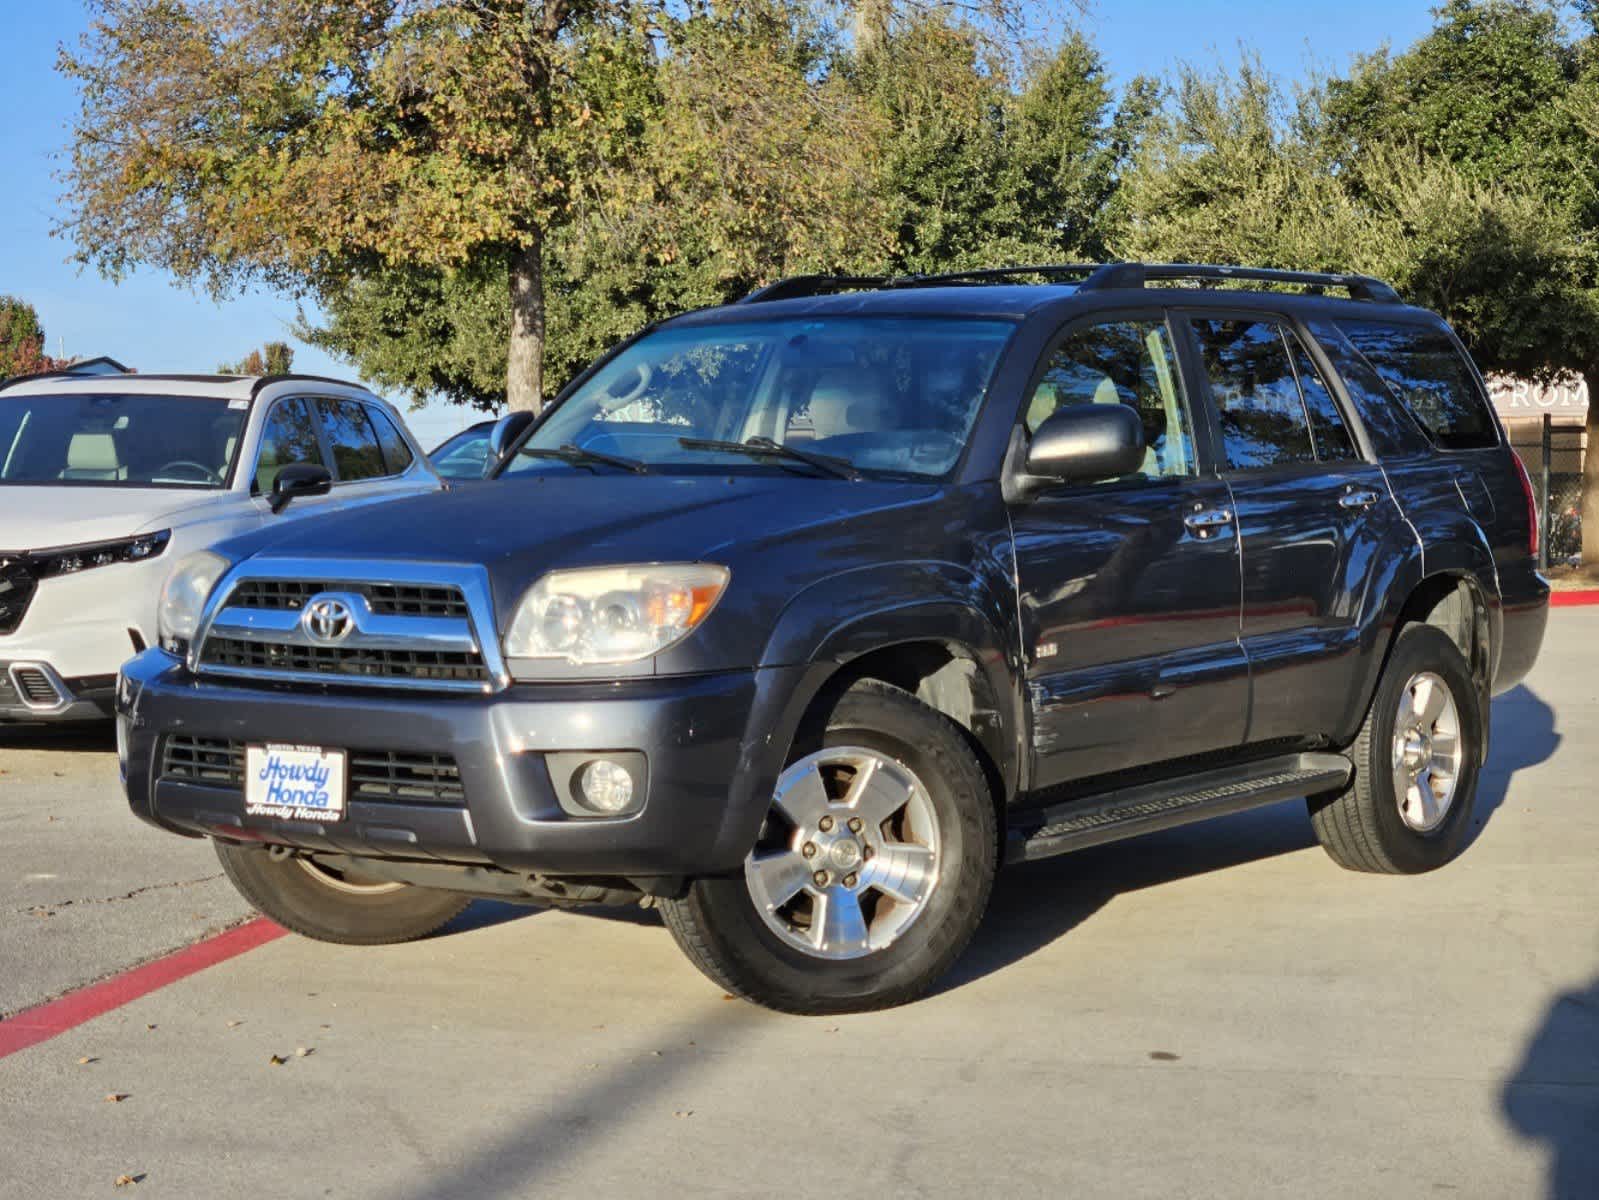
[750,561,1026,801]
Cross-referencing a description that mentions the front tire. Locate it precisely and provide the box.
[214,841,471,944]
[1309,623,1482,874]
[661,681,998,1015]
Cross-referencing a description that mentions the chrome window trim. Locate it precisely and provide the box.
[189,556,508,693]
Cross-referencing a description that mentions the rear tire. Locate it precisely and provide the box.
[661,681,998,1015]
[214,841,470,944]
[1308,623,1482,874]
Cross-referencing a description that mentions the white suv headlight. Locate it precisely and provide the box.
[503,564,729,667]
[157,550,231,653]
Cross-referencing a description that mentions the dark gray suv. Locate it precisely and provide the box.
[117,263,1549,1013]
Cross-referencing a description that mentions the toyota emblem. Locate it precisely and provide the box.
[302,596,356,644]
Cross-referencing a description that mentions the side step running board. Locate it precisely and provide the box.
[1006,752,1352,864]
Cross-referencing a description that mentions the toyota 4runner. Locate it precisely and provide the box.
[117,263,1549,1014]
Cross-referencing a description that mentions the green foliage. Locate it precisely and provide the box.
[218,341,296,376]
[311,3,1146,406]
[0,297,67,378]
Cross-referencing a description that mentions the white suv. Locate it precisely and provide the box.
[0,372,441,721]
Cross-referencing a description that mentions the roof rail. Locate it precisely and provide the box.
[897,264,1101,288]
[741,264,1100,304]
[1081,262,1402,304]
[740,275,892,304]
[248,372,371,398]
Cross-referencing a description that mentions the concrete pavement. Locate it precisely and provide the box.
[1,614,1595,1198]
[0,724,252,1017]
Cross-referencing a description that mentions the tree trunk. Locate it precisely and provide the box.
[507,234,545,414]
[1582,367,1599,569]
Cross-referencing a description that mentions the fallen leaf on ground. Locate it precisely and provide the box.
[104,1093,128,1103]
[113,1173,142,1187]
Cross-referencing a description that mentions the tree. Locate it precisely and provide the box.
[307,3,1140,408]
[1317,0,1599,564]
[61,0,662,413]
[1117,23,1599,562]
[0,297,68,379]
[218,341,296,376]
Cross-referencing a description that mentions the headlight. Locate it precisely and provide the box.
[503,564,729,667]
[157,550,231,654]
[29,530,171,578]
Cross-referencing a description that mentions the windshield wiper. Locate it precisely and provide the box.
[519,444,650,474]
[678,436,861,481]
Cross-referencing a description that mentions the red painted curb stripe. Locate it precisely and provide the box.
[1550,590,1599,606]
[0,918,285,1060]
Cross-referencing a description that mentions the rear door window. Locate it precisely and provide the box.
[1286,335,1358,462]
[1336,321,1497,449]
[1190,318,1316,469]
[313,398,388,481]
[366,405,415,475]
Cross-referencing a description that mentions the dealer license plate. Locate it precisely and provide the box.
[244,743,347,823]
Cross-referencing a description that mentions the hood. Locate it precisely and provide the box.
[0,485,226,553]
[217,472,939,581]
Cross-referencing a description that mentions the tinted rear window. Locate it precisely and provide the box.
[1337,321,1497,450]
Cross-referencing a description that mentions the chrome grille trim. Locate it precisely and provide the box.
[191,557,508,693]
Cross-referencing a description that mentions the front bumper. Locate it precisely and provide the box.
[117,650,806,878]
[0,660,116,722]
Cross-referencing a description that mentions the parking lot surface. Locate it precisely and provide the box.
[1,614,1595,1199]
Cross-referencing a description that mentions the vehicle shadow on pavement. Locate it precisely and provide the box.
[1470,684,1560,848]
[0,722,116,754]
[940,797,1318,994]
[442,898,663,936]
[1501,973,1599,1200]
[945,684,1560,995]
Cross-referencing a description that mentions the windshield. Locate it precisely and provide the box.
[503,317,1015,481]
[0,392,248,489]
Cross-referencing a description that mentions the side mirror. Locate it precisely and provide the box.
[488,411,537,468]
[269,463,333,514]
[1024,405,1146,484]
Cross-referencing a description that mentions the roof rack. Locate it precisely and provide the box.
[740,275,893,304]
[737,262,1404,306]
[740,264,1099,304]
[1081,262,1402,304]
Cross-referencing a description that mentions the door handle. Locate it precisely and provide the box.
[1339,488,1382,510]
[1183,508,1234,537]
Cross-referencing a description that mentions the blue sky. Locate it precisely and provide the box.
[1,0,1445,445]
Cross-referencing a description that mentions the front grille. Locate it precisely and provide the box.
[226,579,470,619]
[162,733,244,786]
[199,637,489,684]
[161,736,465,806]
[0,558,37,635]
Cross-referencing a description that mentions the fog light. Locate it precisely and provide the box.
[577,759,635,814]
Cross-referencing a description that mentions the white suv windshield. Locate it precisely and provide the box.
[0,393,248,489]
[504,317,1015,480]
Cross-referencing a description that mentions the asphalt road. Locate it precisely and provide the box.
[1,613,1595,1198]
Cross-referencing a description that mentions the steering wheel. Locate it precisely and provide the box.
[602,362,653,409]
[153,460,221,484]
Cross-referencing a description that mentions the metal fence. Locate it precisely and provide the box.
[1506,416,1585,567]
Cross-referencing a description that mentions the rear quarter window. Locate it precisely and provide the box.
[1336,320,1498,450]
